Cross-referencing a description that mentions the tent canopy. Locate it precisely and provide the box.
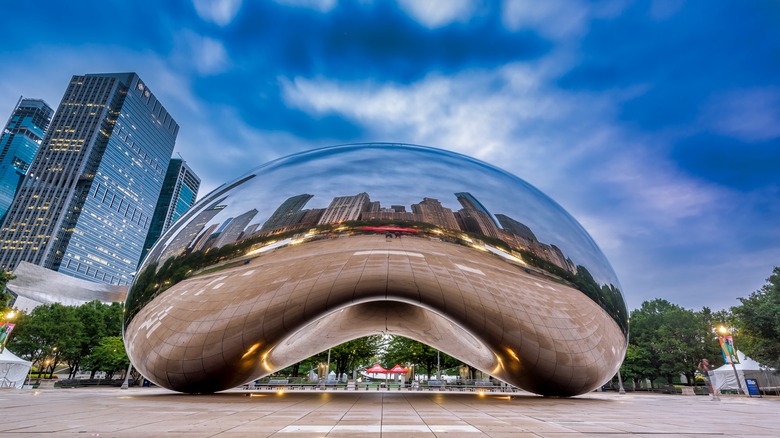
[713,351,771,372]
[366,363,388,373]
[711,351,777,393]
[388,364,408,374]
[0,348,32,389]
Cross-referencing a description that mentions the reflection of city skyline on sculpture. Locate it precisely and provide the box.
[168,190,577,277]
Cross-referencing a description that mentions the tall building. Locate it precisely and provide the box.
[213,208,258,248]
[0,73,178,285]
[454,192,501,239]
[318,192,370,225]
[495,213,537,242]
[260,194,313,232]
[0,98,54,223]
[142,158,200,260]
[411,197,458,229]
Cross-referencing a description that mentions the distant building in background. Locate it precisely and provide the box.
[158,200,226,260]
[213,208,258,248]
[142,158,200,261]
[318,192,370,224]
[261,194,313,232]
[455,192,501,239]
[495,214,537,242]
[411,197,458,230]
[0,73,178,285]
[0,98,53,224]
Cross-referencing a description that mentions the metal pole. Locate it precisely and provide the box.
[120,363,133,390]
[436,350,441,380]
[730,360,744,395]
[326,348,331,379]
[617,370,626,395]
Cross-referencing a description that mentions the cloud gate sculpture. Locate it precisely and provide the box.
[124,143,628,396]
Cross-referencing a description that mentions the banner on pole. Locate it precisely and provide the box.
[0,322,15,353]
[718,335,740,364]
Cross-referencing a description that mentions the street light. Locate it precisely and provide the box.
[718,325,745,395]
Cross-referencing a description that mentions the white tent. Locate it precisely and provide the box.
[712,350,779,394]
[0,348,32,389]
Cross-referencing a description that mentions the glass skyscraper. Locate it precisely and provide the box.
[0,73,178,285]
[0,98,53,224]
[142,158,200,261]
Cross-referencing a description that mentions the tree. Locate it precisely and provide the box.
[328,336,383,378]
[7,303,82,376]
[382,336,458,379]
[732,267,780,371]
[64,301,123,378]
[0,269,16,309]
[624,299,720,387]
[82,336,129,379]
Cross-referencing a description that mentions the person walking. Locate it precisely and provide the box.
[698,358,720,401]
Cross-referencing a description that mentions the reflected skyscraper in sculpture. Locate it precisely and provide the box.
[124,144,628,396]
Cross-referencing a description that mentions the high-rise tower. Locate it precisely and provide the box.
[0,98,54,223]
[454,192,501,239]
[142,158,200,260]
[260,193,313,232]
[318,192,370,225]
[0,73,178,285]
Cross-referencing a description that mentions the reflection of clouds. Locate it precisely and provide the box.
[167,144,620,286]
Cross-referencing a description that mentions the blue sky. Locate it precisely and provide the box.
[1,0,778,312]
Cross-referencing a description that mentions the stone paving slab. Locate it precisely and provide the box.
[0,387,778,437]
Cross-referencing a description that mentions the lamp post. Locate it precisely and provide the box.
[718,326,745,395]
[436,350,441,380]
[617,370,626,395]
[326,348,331,380]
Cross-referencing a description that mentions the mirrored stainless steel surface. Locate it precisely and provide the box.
[123,143,628,396]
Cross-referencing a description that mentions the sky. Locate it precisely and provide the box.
[1,0,778,312]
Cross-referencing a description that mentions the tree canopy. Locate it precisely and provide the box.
[381,336,459,379]
[0,268,16,309]
[732,266,780,370]
[620,299,721,387]
[7,300,124,378]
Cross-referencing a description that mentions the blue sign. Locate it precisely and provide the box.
[745,378,761,397]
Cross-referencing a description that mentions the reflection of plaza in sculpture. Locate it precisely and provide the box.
[124,144,629,396]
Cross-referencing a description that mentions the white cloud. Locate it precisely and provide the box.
[502,0,629,40]
[193,35,231,75]
[192,0,243,26]
[502,0,589,40]
[597,149,723,222]
[280,62,580,164]
[273,0,336,13]
[398,0,478,28]
[701,88,780,142]
[280,61,727,231]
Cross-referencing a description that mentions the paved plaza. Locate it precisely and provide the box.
[1,387,778,437]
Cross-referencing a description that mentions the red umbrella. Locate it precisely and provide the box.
[388,364,408,374]
[365,363,389,374]
[387,364,408,384]
[365,363,388,383]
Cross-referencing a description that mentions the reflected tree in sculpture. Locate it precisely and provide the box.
[123,143,629,396]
